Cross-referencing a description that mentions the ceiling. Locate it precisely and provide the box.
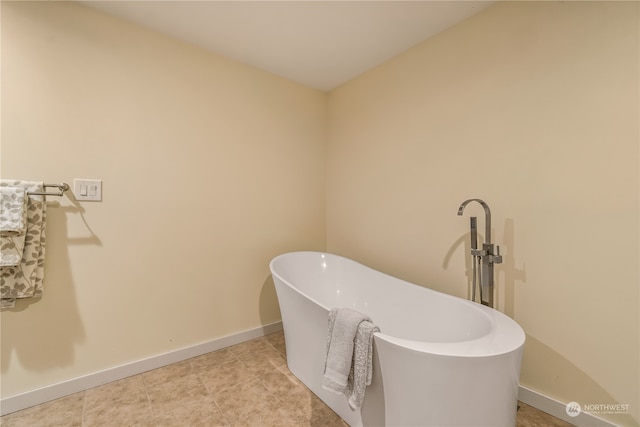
[80,1,495,91]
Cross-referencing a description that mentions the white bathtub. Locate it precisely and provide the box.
[269,251,525,427]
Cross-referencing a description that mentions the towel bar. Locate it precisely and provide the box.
[27,183,70,197]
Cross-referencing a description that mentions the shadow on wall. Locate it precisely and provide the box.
[522,335,638,427]
[443,218,526,316]
[498,218,526,318]
[1,197,98,374]
[258,274,282,328]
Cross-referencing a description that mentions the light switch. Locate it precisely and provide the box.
[74,179,102,201]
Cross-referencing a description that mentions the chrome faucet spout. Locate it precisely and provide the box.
[457,198,491,243]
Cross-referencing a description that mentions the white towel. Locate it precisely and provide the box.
[0,186,28,268]
[0,180,47,309]
[323,308,380,410]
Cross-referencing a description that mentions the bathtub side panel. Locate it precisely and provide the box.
[375,337,523,427]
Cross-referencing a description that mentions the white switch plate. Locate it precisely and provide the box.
[74,179,102,201]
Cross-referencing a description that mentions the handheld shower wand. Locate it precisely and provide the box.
[470,217,478,302]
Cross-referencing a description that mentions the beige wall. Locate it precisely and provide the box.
[2,1,639,425]
[1,1,325,397]
[327,1,638,425]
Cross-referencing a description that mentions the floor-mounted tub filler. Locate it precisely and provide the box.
[270,251,525,427]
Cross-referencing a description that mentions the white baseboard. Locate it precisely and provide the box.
[518,385,620,427]
[0,321,283,416]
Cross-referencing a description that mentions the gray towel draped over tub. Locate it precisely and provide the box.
[0,180,47,309]
[323,307,380,410]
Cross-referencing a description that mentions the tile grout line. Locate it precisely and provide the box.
[191,358,232,427]
[80,390,86,427]
[140,372,159,427]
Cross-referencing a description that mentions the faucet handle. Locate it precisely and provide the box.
[471,248,486,257]
[492,245,503,264]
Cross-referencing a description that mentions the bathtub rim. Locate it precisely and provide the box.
[270,251,525,358]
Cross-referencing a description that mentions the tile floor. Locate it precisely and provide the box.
[1,331,574,427]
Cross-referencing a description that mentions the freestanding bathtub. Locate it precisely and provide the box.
[269,251,525,427]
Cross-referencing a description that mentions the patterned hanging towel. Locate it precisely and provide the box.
[0,180,47,309]
[0,186,28,266]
